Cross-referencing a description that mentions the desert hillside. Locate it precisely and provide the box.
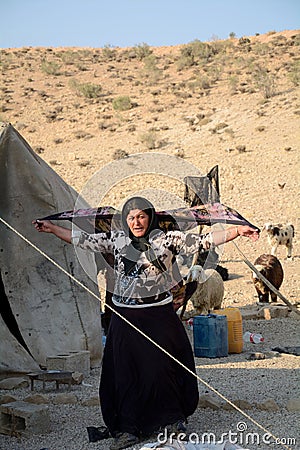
[0,29,300,450]
[1,29,300,305]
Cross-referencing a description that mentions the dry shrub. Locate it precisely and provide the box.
[112,96,132,111]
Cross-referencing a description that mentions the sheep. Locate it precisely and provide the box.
[252,254,284,303]
[180,264,224,319]
[263,222,295,258]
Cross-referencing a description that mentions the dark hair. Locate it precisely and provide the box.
[121,196,157,236]
[122,196,154,217]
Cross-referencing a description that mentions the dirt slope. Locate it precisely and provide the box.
[0,30,299,449]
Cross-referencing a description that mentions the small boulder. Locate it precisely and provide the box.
[223,399,253,411]
[198,394,221,410]
[0,394,18,405]
[286,399,300,412]
[81,396,100,407]
[23,394,49,404]
[0,377,29,390]
[52,393,78,405]
[257,398,280,411]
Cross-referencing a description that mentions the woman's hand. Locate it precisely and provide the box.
[212,224,260,246]
[32,219,54,233]
[32,219,72,243]
[237,225,260,242]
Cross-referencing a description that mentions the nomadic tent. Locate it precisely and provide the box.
[0,122,102,374]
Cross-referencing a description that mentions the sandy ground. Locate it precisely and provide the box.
[0,30,299,449]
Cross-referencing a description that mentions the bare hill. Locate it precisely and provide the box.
[1,29,299,306]
[0,29,300,450]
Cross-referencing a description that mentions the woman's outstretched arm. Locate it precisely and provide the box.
[32,220,72,243]
[211,224,260,246]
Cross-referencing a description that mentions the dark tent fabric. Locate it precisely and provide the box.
[0,123,102,373]
[184,165,220,206]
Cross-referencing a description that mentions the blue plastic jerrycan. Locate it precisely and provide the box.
[193,314,228,358]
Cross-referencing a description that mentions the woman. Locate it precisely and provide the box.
[33,196,259,450]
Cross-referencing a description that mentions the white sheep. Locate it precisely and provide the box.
[181,264,224,319]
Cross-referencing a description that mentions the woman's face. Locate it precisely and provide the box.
[126,209,150,237]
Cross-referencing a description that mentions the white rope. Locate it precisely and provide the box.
[230,239,298,314]
[0,216,293,450]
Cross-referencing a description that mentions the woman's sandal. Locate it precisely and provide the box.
[86,425,110,442]
[109,432,140,450]
[162,420,187,436]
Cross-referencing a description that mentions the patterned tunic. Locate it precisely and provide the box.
[72,229,212,307]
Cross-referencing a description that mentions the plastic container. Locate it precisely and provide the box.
[214,307,243,354]
[243,331,264,343]
[193,314,228,358]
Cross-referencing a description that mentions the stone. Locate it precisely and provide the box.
[259,305,289,319]
[0,378,29,390]
[52,394,78,405]
[223,399,253,411]
[46,351,90,376]
[81,396,100,407]
[71,372,84,385]
[23,394,49,405]
[198,394,221,410]
[240,308,261,320]
[257,398,280,411]
[0,401,49,436]
[241,305,289,320]
[265,351,281,358]
[0,395,17,405]
[286,399,300,412]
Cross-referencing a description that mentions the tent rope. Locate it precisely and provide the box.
[231,239,299,315]
[0,216,293,450]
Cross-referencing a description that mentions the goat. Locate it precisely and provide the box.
[180,265,224,319]
[252,254,284,303]
[263,223,294,258]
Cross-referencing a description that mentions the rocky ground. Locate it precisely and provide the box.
[0,315,299,450]
[0,29,299,449]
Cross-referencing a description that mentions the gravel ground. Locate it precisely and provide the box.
[1,316,299,450]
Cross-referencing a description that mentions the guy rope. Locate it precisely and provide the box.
[0,216,295,450]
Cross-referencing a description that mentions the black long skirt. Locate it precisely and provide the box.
[99,302,199,437]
